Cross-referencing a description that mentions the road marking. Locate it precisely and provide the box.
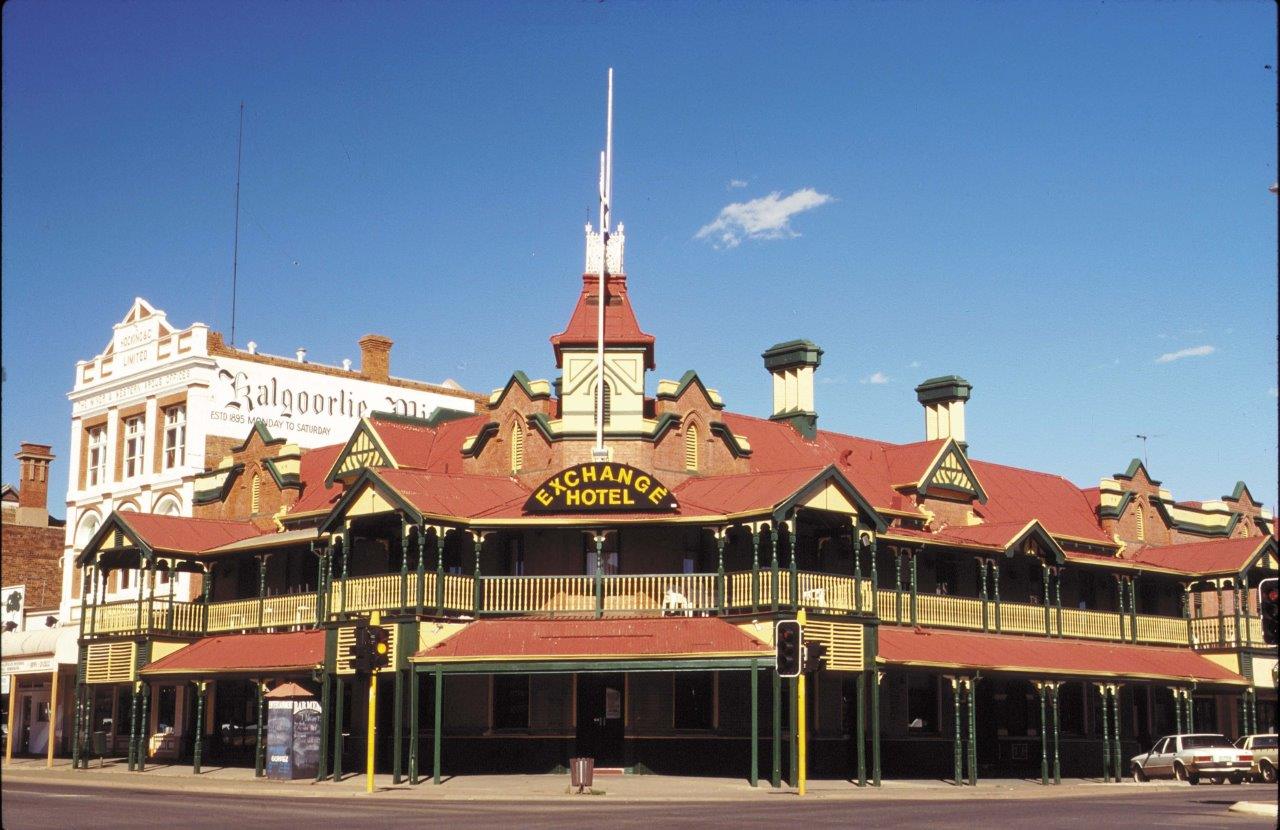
[3,789,91,798]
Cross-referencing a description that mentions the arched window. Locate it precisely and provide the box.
[594,379,612,427]
[510,422,525,474]
[1134,498,1145,541]
[154,495,182,516]
[76,511,102,548]
[684,423,700,471]
[250,473,261,514]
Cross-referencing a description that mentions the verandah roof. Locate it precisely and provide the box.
[410,617,773,673]
[877,626,1248,686]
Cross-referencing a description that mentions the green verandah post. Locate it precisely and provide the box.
[1110,685,1123,782]
[750,660,759,787]
[192,680,207,774]
[415,526,427,615]
[137,681,150,773]
[1038,682,1048,785]
[435,532,446,615]
[393,666,405,785]
[750,526,761,612]
[316,673,331,782]
[871,669,882,786]
[966,677,977,787]
[334,675,345,782]
[433,667,443,785]
[255,680,267,777]
[409,668,420,784]
[951,676,962,785]
[1099,684,1111,782]
[856,670,867,787]
[771,665,781,788]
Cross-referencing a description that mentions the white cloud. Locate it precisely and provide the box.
[695,188,834,248]
[1154,345,1215,364]
[861,371,890,385]
[727,179,748,189]
[908,360,921,368]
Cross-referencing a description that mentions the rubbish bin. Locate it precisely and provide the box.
[570,756,595,792]
[91,731,108,767]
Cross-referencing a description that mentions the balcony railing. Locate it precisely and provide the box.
[82,568,1266,652]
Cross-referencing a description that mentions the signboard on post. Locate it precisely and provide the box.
[525,463,677,513]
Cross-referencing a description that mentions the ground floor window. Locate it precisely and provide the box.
[673,672,713,730]
[92,686,116,735]
[906,674,938,733]
[493,675,530,730]
[156,685,177,733]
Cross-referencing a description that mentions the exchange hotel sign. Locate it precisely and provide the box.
[212,357,472,446]
[526,463,678,512]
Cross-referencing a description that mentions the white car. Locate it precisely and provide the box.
[1234,734,1277,783]
[1130,733,1254,785]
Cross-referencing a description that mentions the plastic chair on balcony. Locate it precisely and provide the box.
[663,588,692,617]
[802,587,828,608]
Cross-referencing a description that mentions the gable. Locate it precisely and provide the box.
[918,442,987,503]
[326,420,396,484]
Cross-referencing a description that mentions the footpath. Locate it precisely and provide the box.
[3,756,1261,804]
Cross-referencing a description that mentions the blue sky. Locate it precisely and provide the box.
[3,1,1276,516]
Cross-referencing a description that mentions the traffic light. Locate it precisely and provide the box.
[348,621,374,675]
[776,620,802,677]
[804,641,828,673]
[369,624,392,671]
[1260,577,1278,646]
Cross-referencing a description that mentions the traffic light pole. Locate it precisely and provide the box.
[367,611,381,794]
[797,608,807,796]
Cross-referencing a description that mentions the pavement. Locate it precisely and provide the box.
[4,774,1277,830]
[3,756,1274,803]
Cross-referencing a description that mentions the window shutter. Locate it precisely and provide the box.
[685,424,699,471]
[511,422,525,473]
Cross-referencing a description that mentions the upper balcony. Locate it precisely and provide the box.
[80,567,1262,651]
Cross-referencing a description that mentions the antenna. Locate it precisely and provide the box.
[1134,434,1162,469]
[230,101,245,346]
[592,69,614,461]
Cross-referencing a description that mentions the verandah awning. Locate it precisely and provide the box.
[877,626,1248,686]
[410,617,774,673]
[140,630,326,678]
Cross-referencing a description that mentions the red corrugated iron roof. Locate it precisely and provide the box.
[289,442,346,514]
[878,626,1246,685]
[118,513,264,553]
[932,521,1037,549]
[672,467,830,516]
[413,617,771,662]
[882,440,948,487]
[550,274,656,369]
[1132,536,1274,575]
[378,468,529,519]
[140,630,325,676]
[367,412,488,472]
[968,460,1112,544]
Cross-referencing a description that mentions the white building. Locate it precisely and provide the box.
[59,298,480,620]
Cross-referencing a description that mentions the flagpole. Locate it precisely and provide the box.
[593,69,613,460]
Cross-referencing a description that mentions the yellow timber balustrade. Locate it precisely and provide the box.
[83,567,1240,648]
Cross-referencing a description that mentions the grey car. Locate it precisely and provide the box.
[1130,733,1254,785]
[1234,733,1277,783]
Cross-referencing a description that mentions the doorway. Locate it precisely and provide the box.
[16,688,52,755]
[576,673,624,766]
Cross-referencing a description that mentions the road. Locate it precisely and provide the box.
[2,779,1275,829]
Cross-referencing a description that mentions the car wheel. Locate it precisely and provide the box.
[1227,774,1243,785]
[1174,762,1190,782]
[1262,760,1276,785]
[1132,764,1147,783]
[1208,776,1223,785]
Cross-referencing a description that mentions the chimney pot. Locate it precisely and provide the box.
[359,334,394,383]
[296,348,307,363]
[247,340,258,355]
[914,375,972,446]
[762,340,823,439]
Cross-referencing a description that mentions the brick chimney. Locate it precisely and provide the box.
[358,334,393,383]
[14,442,54,527]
